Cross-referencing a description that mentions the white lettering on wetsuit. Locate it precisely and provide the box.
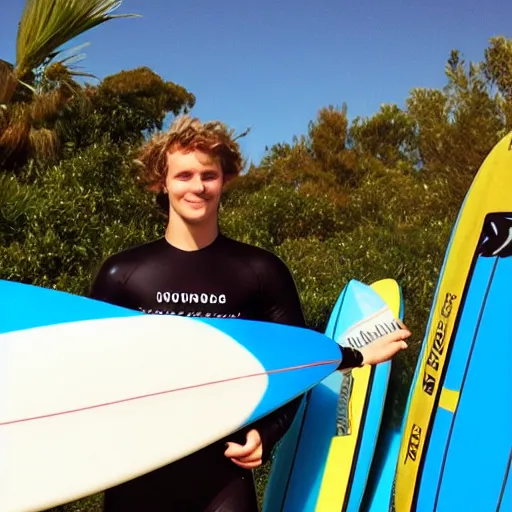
[155,291,227,305]
[139,308,240,318]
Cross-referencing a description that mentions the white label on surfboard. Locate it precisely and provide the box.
[335,306,401,436]
[0,315,269,512]
[337,305,401,350]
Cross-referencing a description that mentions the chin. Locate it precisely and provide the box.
[172,203,218,225]
[183,212,213,225]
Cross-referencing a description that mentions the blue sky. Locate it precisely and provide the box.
[1,0,510,164]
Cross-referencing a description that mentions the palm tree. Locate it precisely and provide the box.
[0,0,139,168]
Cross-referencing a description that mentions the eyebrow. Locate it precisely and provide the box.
[173,168,221,175]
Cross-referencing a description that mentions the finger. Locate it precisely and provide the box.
[224,442,246,458]
[224,438,258,458]
[230,458,262,469]
[398,328,411,338]
[388,329,411,343]
[390,340,408,357]
[238,430,260,455]
[234,452,262,463]
[245,429,261,448]
[397,318,409,331]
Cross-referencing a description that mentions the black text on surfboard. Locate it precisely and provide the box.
[404,423,422,464]
[422,293,457,395]
[345,318,402,348]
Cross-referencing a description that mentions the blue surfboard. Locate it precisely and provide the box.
[416,215,512,512]
[0,279,343,512]
[380,132,512,512]
[263,278,404,512]
[369,217,512,512]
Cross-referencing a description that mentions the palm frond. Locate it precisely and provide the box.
[0,89,67,163]
[16,0,140,80]
[0,106,30,158]
[0,59,18,105]
[29,126,60,161]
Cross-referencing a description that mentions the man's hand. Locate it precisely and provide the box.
[359,328,411,366]
[224,429,263,469]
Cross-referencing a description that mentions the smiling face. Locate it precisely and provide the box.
[164,148,225,226]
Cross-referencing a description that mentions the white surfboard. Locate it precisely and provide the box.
[0,280,341,512]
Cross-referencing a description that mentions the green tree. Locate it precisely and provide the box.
[482,35,512,130]
[308,104,359,186]
[350,103,417,172]
[0,0,139,168]
[97,67,196,132]
[406,87,449,173]
[60,68,196,150]
[442,49,504,182]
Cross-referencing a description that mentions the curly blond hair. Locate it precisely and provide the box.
[134,115,244,194]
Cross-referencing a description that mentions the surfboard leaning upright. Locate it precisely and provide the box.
[262,278,404,512]
[314,278,404,512]
[391,131,512,511]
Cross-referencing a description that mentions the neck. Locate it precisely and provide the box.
[165,212,219,251]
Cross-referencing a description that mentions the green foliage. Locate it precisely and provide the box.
[0,173,37,243]
[95,67,196,135]
[405,47,506,203]
[481,35,512,131]
[221,182,341,249]
[350,104,418,171]
[308,104,359,186]
[483,36,512,101]
[0,139,163,294]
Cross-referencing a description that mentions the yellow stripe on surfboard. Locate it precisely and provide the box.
[393,131,512,512]
[314,364,372,511]
[438,387,459,413]
[315,278,402,512]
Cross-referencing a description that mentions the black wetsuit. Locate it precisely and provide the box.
[89,232,361,511]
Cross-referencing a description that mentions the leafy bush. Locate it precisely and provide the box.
[0,140,163,294]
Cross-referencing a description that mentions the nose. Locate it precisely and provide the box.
[191,174,205,193]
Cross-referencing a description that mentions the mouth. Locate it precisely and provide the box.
[184,199,207,207]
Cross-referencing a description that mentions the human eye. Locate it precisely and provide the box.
[203,171,220,180]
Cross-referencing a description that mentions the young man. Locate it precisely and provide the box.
[89,116,410,511]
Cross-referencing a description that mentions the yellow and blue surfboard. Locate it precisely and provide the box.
[315,278,404,512]
[390,131,512,511]
[263,278,404,512]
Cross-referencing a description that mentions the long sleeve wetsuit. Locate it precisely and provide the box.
[89,233,361,511]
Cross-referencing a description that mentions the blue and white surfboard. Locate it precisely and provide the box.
[0,279,341,512]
